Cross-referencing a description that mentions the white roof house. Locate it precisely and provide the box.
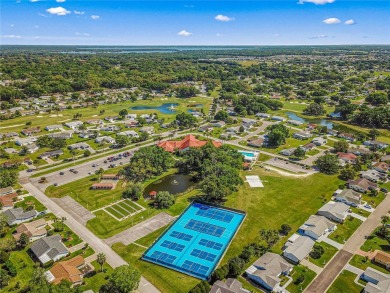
[283,235,315,263]
[118,130,139,138]
[45,125,63,131]
[64,121,83,130]
[317,201,350,223]
[298,215,337,240]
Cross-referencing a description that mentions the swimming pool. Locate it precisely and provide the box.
[238,150,259,161]
[239,151,255,158]
[142,202,245,280]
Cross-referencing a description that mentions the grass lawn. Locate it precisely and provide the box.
[349,255,390,274]
[327,270,363,293]
[360,229,390,253]
[56,224,83,248]
[362,192,386,208]
[2,249,36,292]
[81,260,114,293]
[286,265,317,293]
[259,137,307,155]
[309,242,339,268]
[350,207,371,218]
[112,242,199,293]
[328,217,363,244]
[135,226,167,247]
[14,196,46,212]
[223,167,342,259]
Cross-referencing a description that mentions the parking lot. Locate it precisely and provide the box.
[264,157,316,174]
[30,152,133,192]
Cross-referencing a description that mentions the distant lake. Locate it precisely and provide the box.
[143,174,195,197]
[286,112,334,129]
[130,103,179,114]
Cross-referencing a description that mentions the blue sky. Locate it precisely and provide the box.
[1,0,389,45]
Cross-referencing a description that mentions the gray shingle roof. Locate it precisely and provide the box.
[3,207,38,225]
[30,235,68,260]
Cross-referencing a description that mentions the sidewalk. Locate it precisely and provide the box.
[301,259,323,275]
[69,241,86,253]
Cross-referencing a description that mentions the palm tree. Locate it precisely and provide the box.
[96,253,106,272]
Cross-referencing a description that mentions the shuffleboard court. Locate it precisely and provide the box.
[142,202,245,280]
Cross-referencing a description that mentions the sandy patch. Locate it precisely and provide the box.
[36,116,43,118]
[58,119,71,122]
[92,115,98,117]
[0,124,24,129]
[50,115,57,117]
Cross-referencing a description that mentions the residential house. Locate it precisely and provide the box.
[158,135,222,153]
[280,148,296,156]
[139,126,154,134]
[283,234,315,264]
[21,127,40,136]
[380,155,390,162]
[288,120,303,126]
[317,201,349,223]
[373,162,389,174]
[0,186,15,196]
[40,150,64,159]
[255,113,271,119]
[312,137,327,146]
[86,119,103,125]
[338,132,355,142]
[4,132,19,138]
[13,218,47,242]
[348,148,373,156]
[46,256,91,285]
[45,125,63,131]
[327,129,338,136]
[212,121,226,128]
[64,121,83,130]
[30,235,69,264]
[101,174,119,180]
[373,251,390,270]
[48,132,73,139]
[348,178,378,193]
[245,252,293,292]
[360,170,386,183]
[95,136,115,144]
[242,118,257,128]
[15,137,37,146]
[125,114,137,120]
[364,140,389,150]
[117,130,139,138]
[337,152,357,164]
[361,267,390,293]
[125,121,139,128]
[25,143,39,154]
[104,116,118,123]
[68,142,91,150]
[3,207,38,225]
[271,116,286,122]
[0,193,18,208]
[101,125,120,132]
[209,278,250,293]
[198,125,214,133]
[301,143,316,152]
[248,138,265,148]
[293,132,312,140]
[91,183,114,190]
[298,215,337,240]
[334,189,362,207]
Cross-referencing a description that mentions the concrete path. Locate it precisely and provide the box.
[304,193,390,293]
[104,212,174,246]
[22,182,160,293]
[345,264,365,276]
[349,212,367,222]
[68,242,86,253]
[301,259,323,275]
[319,236,344,250]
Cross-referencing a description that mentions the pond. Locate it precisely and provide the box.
[143,174,195,197]
[286,112,334,129]
[130,103,179,114]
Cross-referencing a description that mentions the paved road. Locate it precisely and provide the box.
[22,182,160,293]
[305,194,390,293]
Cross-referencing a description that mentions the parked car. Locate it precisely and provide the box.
[380,188,388,193]
[364,204,372,209]
[59,172,64,175]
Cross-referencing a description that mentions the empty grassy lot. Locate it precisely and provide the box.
[327,270,363,293]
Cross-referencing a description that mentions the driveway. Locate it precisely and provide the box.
[22,182,160,293]
[319,236,344,250]
[104,212,174,246]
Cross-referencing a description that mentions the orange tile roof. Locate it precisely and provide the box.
[49,256,85,285]
[375,251,390,264]
[0,193,17,207]
[158,135,222,152]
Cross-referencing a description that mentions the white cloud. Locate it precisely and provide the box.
[298,0,335,4]
[309,34,328,39]
[91,15,100,20]
[37,12,48,17]
[323,17,341,24]
[178,30,192,37]
[30,0,39,2]
[1,35,21,39]
[75,32,90,36]
[215,14,235,22]
[46,7,71,16]
[34,25,39,28]
[10,24,14,27]
[74,10,85,15]
[345,19,356,25]
[56,0,66,2]
[184,5,194,8]
[216,33,223,37]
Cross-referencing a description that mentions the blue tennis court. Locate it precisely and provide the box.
[142,202,245,280]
